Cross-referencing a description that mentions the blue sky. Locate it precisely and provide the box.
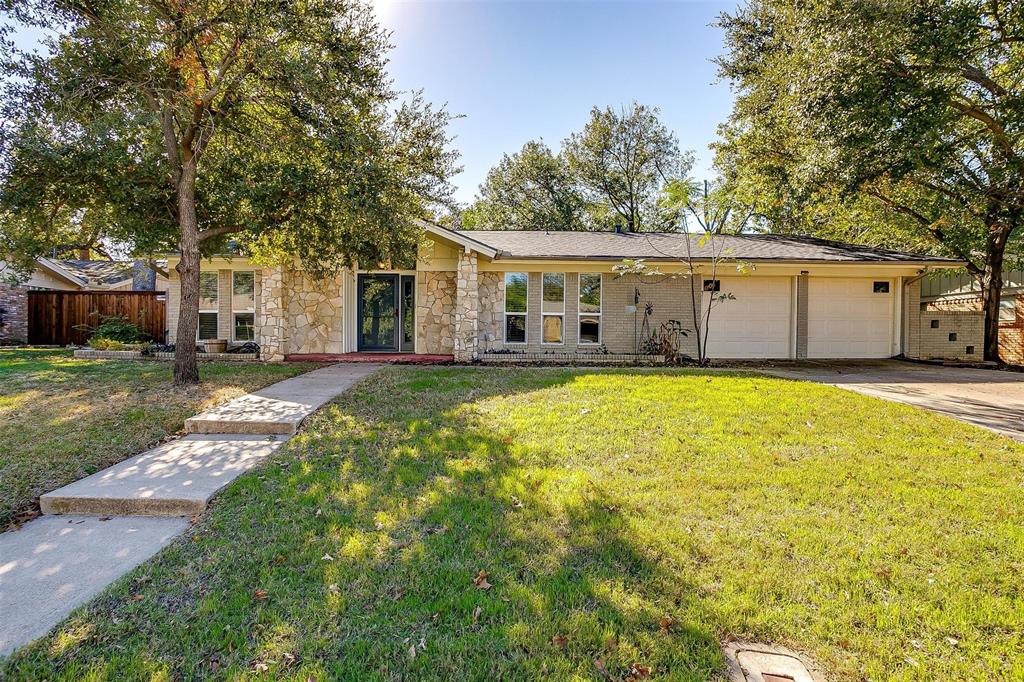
[9,0,738,206]
[377,0,737,203]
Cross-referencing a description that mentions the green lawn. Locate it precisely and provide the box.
[0,349,312,528]
[3,366,1023,680]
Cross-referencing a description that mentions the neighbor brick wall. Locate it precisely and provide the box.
[0,284,28,344]
[905,279,985,360]
[925,290,1024,365]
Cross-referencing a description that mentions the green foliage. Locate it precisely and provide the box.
[463,140,587,231]
[0,2,459,274]
[715,0,1024,358]
[565,103,692,231]
[82,315,143,344]
[465,103,694,231]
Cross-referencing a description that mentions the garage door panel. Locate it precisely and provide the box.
[705,276,792,359]
[808,277,893,359]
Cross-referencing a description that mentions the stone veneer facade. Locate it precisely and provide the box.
[416,271,456,355]
[283,270,345,356]
[477,272,504,352]
[453,250,479,361]
[0,284,28,344]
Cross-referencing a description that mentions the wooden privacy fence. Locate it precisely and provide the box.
[27,291,166,346]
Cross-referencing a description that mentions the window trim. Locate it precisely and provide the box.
[577,272,603,345]
[999,297,1016,323]
[231,271,256,342]
[503,272,528,345]
[541,272,565,346]
[197,271,220,341]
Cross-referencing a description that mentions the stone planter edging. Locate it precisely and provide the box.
[479,352,666,365]
[74,349,259,362]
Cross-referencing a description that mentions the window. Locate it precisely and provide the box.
[703,279,721,292]
[232,271,255,341]
[1000,297,1016,322]
[542,272,564,344]
[504,272,527,344]
[966,345,975,355]
[930,319,940,329]
[949,332,958,342]
[578,273,602,344]
[873,281,890,293]
[198,272,219,340]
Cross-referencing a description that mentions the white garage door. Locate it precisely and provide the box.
[704,276,792,358]
[808,278,894,358]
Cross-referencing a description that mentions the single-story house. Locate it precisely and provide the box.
[0,258,169,344]
[162,223,978,363]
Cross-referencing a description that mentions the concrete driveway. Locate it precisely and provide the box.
[762,360,1024,441]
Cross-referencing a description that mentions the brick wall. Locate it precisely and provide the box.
[921,284,1024,364]
[905,279,985,360]
[480,270,698,356]
[0,284,28,344]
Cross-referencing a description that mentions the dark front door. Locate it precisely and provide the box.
[358,274,399,351]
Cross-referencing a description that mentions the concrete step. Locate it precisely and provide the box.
[40,434,288,517]
[0,514,188,656]
[184,363,381,435]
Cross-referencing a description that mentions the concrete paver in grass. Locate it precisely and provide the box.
[0,515,188,656]
[1,362,381,658]
[185,363,381,435]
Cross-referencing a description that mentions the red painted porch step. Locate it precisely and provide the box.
[286,352,454,364]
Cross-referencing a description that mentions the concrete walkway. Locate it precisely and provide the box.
[763,360,1024,441]
[1,362,380,657]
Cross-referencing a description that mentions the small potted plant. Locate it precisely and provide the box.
[203,339,228,354]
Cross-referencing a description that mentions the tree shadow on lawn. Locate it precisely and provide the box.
[4,367,727,681]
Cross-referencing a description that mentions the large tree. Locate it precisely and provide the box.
[464,103,693,232]
[716,0,1024,361]
[565,103,691,232]
[462,140,586,231]
[0,0,458,383]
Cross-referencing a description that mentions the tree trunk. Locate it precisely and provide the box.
[173,162,201,385]
[979,239,1005,363]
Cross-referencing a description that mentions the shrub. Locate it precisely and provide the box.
[88,315,142,342]
[88,338,127,351]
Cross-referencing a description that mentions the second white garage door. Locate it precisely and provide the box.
[808,277,894,358]
[704,276,792,358]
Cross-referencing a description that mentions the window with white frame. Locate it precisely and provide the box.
[504,272,528,344]
[232,271,255,341]
[1000,296,1016,322]
[198,272,219,340]
[578,273,602,344]
[542,272,565,344]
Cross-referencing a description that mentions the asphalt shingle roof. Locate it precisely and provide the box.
[58,260,135,285]
[460,230,958,263]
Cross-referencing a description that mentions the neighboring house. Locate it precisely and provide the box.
[162,223,972,362]
[0,258,169,344]
[921,270,1024,365]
